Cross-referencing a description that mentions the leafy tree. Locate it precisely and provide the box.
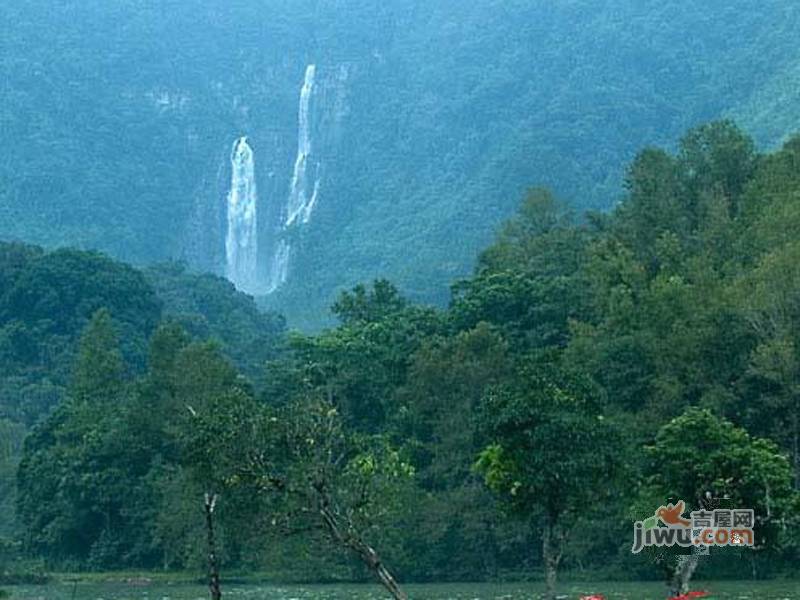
[616,148,685,268]
[731,232,800,487]
[128,334,251,568]
[15,314,135,565]
[678,120,757,217]
[475,362,623,599]
[0,418,25,546]
[265,282,443,432]
[637,408,798,595]
[15,317,254,568]
[186,392,414,599]
[144,263,286,381]
[451,189,592,351]
[615,121,757,269]
[332,279,409,326]
[392,323,516,579]
[70,308,125,404]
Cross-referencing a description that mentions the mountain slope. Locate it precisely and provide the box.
[2,1,800,326]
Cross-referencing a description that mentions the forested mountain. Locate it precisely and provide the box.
[2,1,800,325]
[3,124,800,596]
[0,247,284,428]
[0,245,285,545]
[4,2,800,596]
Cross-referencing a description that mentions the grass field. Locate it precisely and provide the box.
[4,580,799,600]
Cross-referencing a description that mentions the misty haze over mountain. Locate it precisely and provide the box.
[2,1,800,325]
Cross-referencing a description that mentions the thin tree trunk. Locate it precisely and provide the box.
[357,542,408,600]
[204,493,222,600]
[541,517,561,600]
[792,409,799,490]
[668,554,701,597]
[318,503,407,600]
[667,492,714,598]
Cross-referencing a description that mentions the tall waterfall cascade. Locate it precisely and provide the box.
[215,65,329,296]
[225,136,259,294]
[265,64,323,293]
[265,240,290,294]
[286,64,321,227]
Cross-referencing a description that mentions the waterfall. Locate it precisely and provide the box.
[286,64,320,227]
[225,136,259,293]
[301,177,320,224]
[187,62,346,297]
[263,63,328,295]
[266,239,290,294]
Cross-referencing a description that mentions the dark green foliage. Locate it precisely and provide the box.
[0,244,160,427]
[15,327,250,567]
[475,361,625,597]
[476,363,620,518]
[70,309,125,404]
[0,246,285,427]
[391,323,517,581]
[2,248,160,356]
[332,280,409,326]
[633,408,798,586]
[5,120,800,585]
[144,263,286,381]
[265,281,443,431]
[451,190,592,351]
[0,418,25,554]
[642,408,795,537]
[0,244,286,567]
[16,317,135,565]
[4,2,800,325]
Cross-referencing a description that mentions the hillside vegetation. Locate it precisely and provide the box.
[3,2,800,324]
[3,123,799,596]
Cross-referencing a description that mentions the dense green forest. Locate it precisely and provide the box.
[2,122,800,599]
[0,250,285,557]
[3,1,800,325]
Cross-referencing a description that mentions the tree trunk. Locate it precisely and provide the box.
[541,517,562,600]
[204,493,222,600]
[668,554,700,598]
[666,492,714,598]
[359,543,408,600]
[792,409,799,490]
[318,503,407,600]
